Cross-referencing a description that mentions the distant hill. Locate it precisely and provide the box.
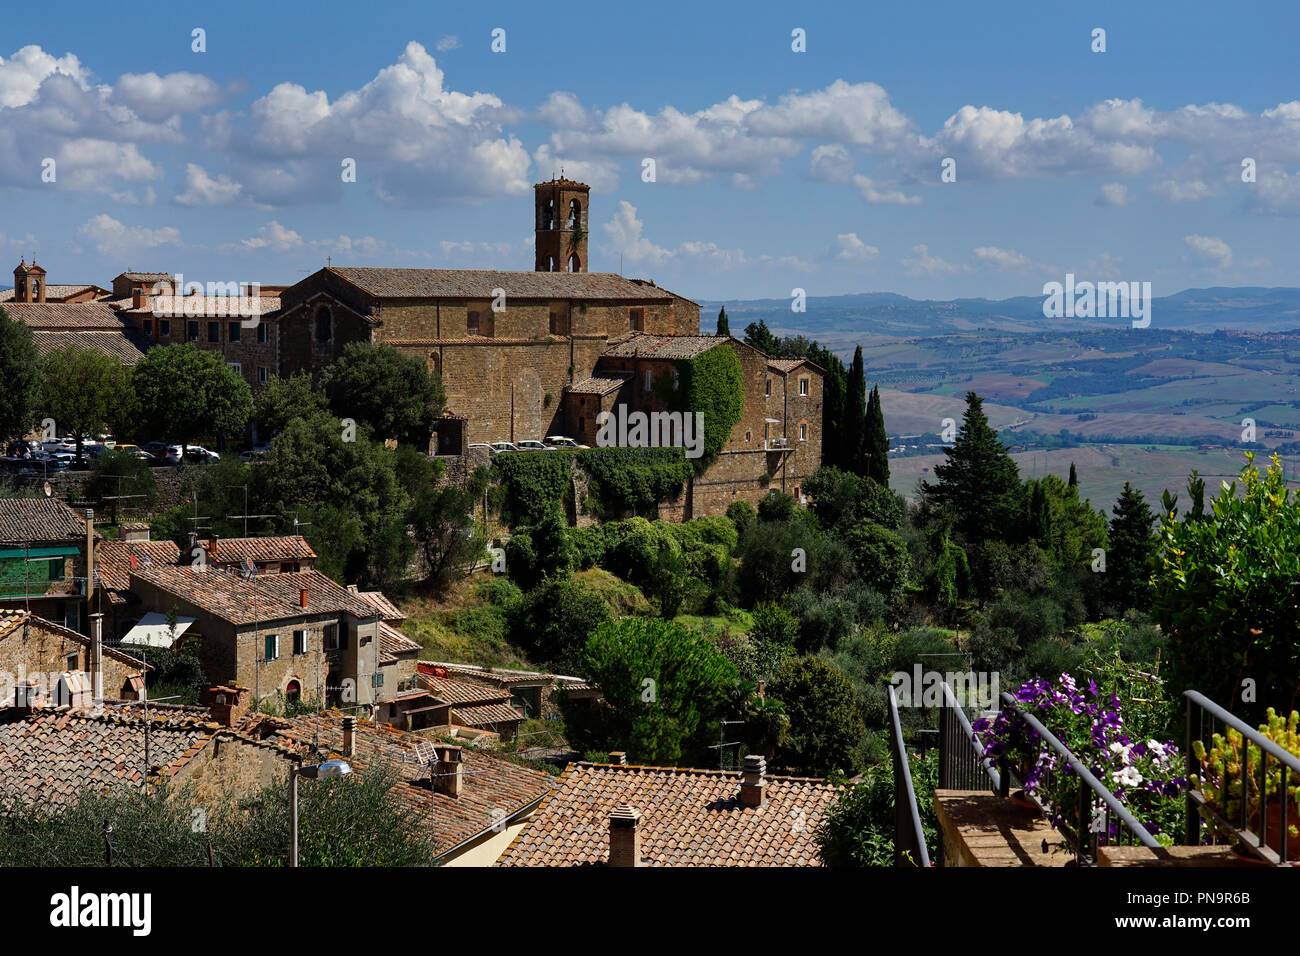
[702,287,1300,347]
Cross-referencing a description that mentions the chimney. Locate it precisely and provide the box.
[299,587,309,608]
[342,715,356,757]
[200,685,249,727]
[739,754,766,808]
[13,681,45,714]
[84,509,95,609]
[89,612,104,708]
[608,805,642,867]
[132,287,148,310]
[608,751,627,766]
[433,744,463,797]
[119,523,150,543]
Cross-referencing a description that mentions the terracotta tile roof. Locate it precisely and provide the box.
[0,709,217,806]
[2,302,139,329]
[327,267,675,302]
[201,535,316,566]
[262,710,554,856]
[352,589,406,622]
[379,621,420,658]
[0,498,88,544]
[116,272,173,282]
[130,566,374,626]
[420,673,511,707]
[95,539,182,594]
[31,330,149,364]
[119,295,280,318]
[601,333,728,360]
[766,358,804,373]
[496,762,841,867]
[568,375,628,396]
[0,608,27,639]
[451,701,526,728]
[0,285,106,303]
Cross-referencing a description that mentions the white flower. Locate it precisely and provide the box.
[1111,766,1143,788]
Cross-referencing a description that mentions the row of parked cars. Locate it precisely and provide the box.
[1,437,231,475]
[469,435,588,456]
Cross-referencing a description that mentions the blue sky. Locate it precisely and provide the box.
[3,0,1298,302]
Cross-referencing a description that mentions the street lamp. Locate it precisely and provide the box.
[289,758,352,867]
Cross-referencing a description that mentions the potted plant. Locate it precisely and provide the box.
[973,673,1187,850]
[1192,708,1300,863]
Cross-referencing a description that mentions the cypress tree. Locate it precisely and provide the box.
[1068,461,1078,489]
[808,342,846,470]
[921,392,1023,542]
[716,306,730,337]
[864,384,890,486]
[844,346,867,477]
[743,319,780,356]
[1108,482,1157,612]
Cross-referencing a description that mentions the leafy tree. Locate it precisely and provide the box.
[715,305,730,336]
[749,601,799,666]
[0,306,39,441]
[562,618,741,766]
[816,749,938,867]
[769,656,865,776]
[321,342,445,448]
[1152,455,1300,716]
[253,411,410,587]
[844,519,911,598]
[864,384,890,485]
[253,371,327,439]
[509,575,612,673]
[844,346,867,476]
[39,346,135,460]
[1107,482,1157,613]
[804,466,905,534]
[921,392,1023,543]
[742,319,780,356]
[410,483,486,591]
[133,343,252,448]
[757,489,797,522]
[726,499,756,535]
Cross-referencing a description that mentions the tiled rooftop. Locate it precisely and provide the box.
[0,498,88,544]
[497,762,841,867]
[2,302,139,329]
[119,295,280,317]
[261,710,554,856]
[568,375,629,396]
[0,709,217,806]
[326,267,675,302]
[601,333,729,360]
[95,539,182,597]
[200,535,317,565]
[130,566,375,625]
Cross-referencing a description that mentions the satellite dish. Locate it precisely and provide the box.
[43,482,52,497]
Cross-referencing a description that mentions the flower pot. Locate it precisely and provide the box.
[1009,789,1037,810]
[1257,802,1300,862]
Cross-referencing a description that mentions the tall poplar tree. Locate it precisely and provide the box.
[716,306,730,336]
[864,384,890,485]
[843,346,867,477]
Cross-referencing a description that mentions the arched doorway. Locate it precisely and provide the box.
[285,679,301,704]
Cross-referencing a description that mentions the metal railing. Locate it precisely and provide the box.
[995,691,1161,865]
[887,684,931,867]
[938,681,1001,793]
[1183,690,1299,864]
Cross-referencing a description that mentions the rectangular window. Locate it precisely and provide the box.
[629,307,644,331]
[228,362,242,376]
[323,622,341,650]
[64,651,79,672]
[799,378,809,396]
[765,379,771,396]
[143,319,153,336]
[188,321,199,342]
[799,422,808,441]
[549,312,559,334]
[643,370,652,391]
[467,311,480,335]
[257,366,269,384]
[229,322,241,343]
[207,321,219,343]
[293,629,307,656]
[160,319,170,337]
[257,322,268,344]
[264,633,279,661]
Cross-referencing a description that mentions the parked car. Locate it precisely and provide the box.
[515,439,548,452]
[543,435,585,449]
[487,441,520,455]
[239,449,270,463]
[113,444,154,461]
[468,443,492,456]
[141,441,170,456]
[251,440,271,454]
[166,444,220,465]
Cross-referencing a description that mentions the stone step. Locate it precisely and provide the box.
[935,789,1072,866]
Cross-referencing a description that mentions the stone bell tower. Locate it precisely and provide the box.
[12,258,46,303]
[534,177,589,273]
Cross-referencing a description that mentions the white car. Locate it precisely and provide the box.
[543,435,585,450]
[515,440,548,452]
[488,441,520,455]
[167,444,220,463]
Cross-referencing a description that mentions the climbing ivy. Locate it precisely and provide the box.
[672,344,743,472]
[577,447,694,518]
[492,451,576,526]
